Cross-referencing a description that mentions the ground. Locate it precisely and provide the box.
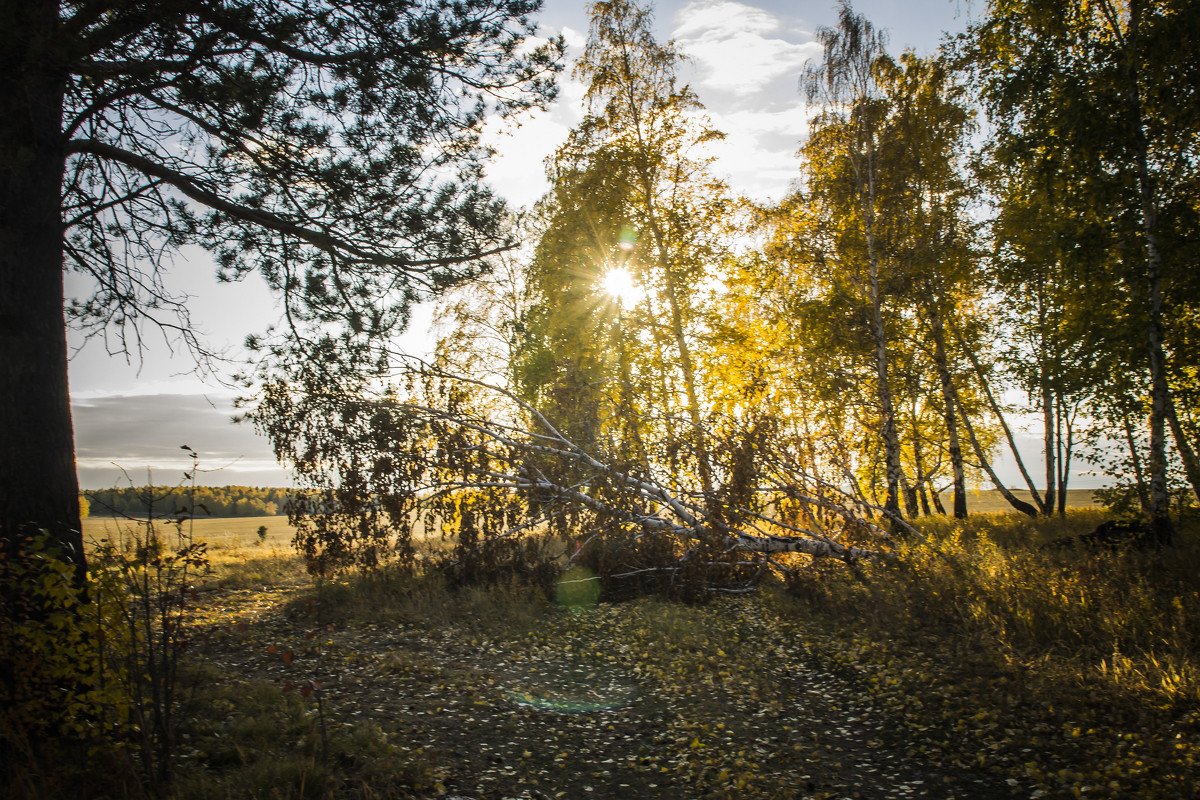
[181,570,1020,800]
[77,507,1200,799]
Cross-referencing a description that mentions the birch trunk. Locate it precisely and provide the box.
[930,309,967,518]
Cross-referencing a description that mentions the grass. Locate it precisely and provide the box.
[35,507,1200,798]
[937,488,1099,514]
[84,514,310,591]
[784,508,1200,798]
[83,514,299,552]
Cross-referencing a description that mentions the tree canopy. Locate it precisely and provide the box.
[6,0,1198,596]
[0,0,562,577]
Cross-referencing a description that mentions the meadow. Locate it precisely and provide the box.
[33,501,1198,799]
[83,514,299,552]
[78,489,1100,550]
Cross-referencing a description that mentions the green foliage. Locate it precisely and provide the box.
[91,524,211,792]
[432,491,562,593]
[0,532,134,795]
[1,518,217,797]
[965,0,1200,525]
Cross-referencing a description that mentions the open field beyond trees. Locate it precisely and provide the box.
[78,489,1103,550]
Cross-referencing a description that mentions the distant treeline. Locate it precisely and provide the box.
[84,486,292,518]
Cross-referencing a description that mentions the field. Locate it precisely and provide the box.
[83,514,299,552]
[80,489,1099,549]
[32,504,1200,799]
[938,488,1097,513]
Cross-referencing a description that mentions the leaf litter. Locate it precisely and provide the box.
[182,581,1028,799]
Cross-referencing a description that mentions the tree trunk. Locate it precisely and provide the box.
[616,38,715,505]
[865,214,903,525]
[659,267,715,499]
[1166,393,1200,505]
[1121,408,1151,514]
[1036,283,1056,516]
[900,473,919,518]
[1123,0,1173,545]
[917,484,932,516]
[954,393,1039,518]
[953,321,1049,514]
[0,0,85,583]
[613,311,651,474]
[1055,393,1075,517]
[851,103,902,526]
[909,414,933,516]
[930,309,967,518]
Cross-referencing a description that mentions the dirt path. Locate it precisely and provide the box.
[188,586,1022,799]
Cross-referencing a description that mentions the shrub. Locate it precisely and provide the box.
[0,532,134,796]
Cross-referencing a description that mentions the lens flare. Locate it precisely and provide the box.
[556,565,601,609]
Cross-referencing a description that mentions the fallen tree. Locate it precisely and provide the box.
[252,357,891,596]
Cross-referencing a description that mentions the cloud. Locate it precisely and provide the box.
[73,393,289,488]
[481,27,589,210]
[662,1,822,201]
[702,103,815,200]
[672,1,820,96]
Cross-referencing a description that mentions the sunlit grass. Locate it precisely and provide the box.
[67,507,1199,798]
[791,509,1200,700]
[780,508,1200,798]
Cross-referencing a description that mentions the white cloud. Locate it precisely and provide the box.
[672,1,820,95]
[559,25,587,54]
[704,104,814,200]
[481,25,590,210]
[482,112,569,209]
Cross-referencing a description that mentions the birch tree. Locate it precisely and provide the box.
[968,0,1200,541]
[799,1,906,524]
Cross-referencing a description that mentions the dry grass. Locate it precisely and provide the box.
[83,514,298,551]
[782,508,1200,798]
[65,506,1199,798]
[935,488,1098,514]
[83,514,310,589]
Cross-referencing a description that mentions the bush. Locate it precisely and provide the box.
[1,521,212,798]
[0,532,134,796]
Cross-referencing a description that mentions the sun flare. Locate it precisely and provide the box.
[599,266,644,307]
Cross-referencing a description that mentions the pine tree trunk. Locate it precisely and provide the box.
[0,0,85,582]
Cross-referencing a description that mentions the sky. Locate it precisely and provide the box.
[69,0,1004,490]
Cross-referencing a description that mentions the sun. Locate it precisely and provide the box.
[599,266,644,308]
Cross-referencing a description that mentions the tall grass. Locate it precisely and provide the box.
[789,508,1200,706]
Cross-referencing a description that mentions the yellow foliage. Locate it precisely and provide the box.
[0,533,131,749]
